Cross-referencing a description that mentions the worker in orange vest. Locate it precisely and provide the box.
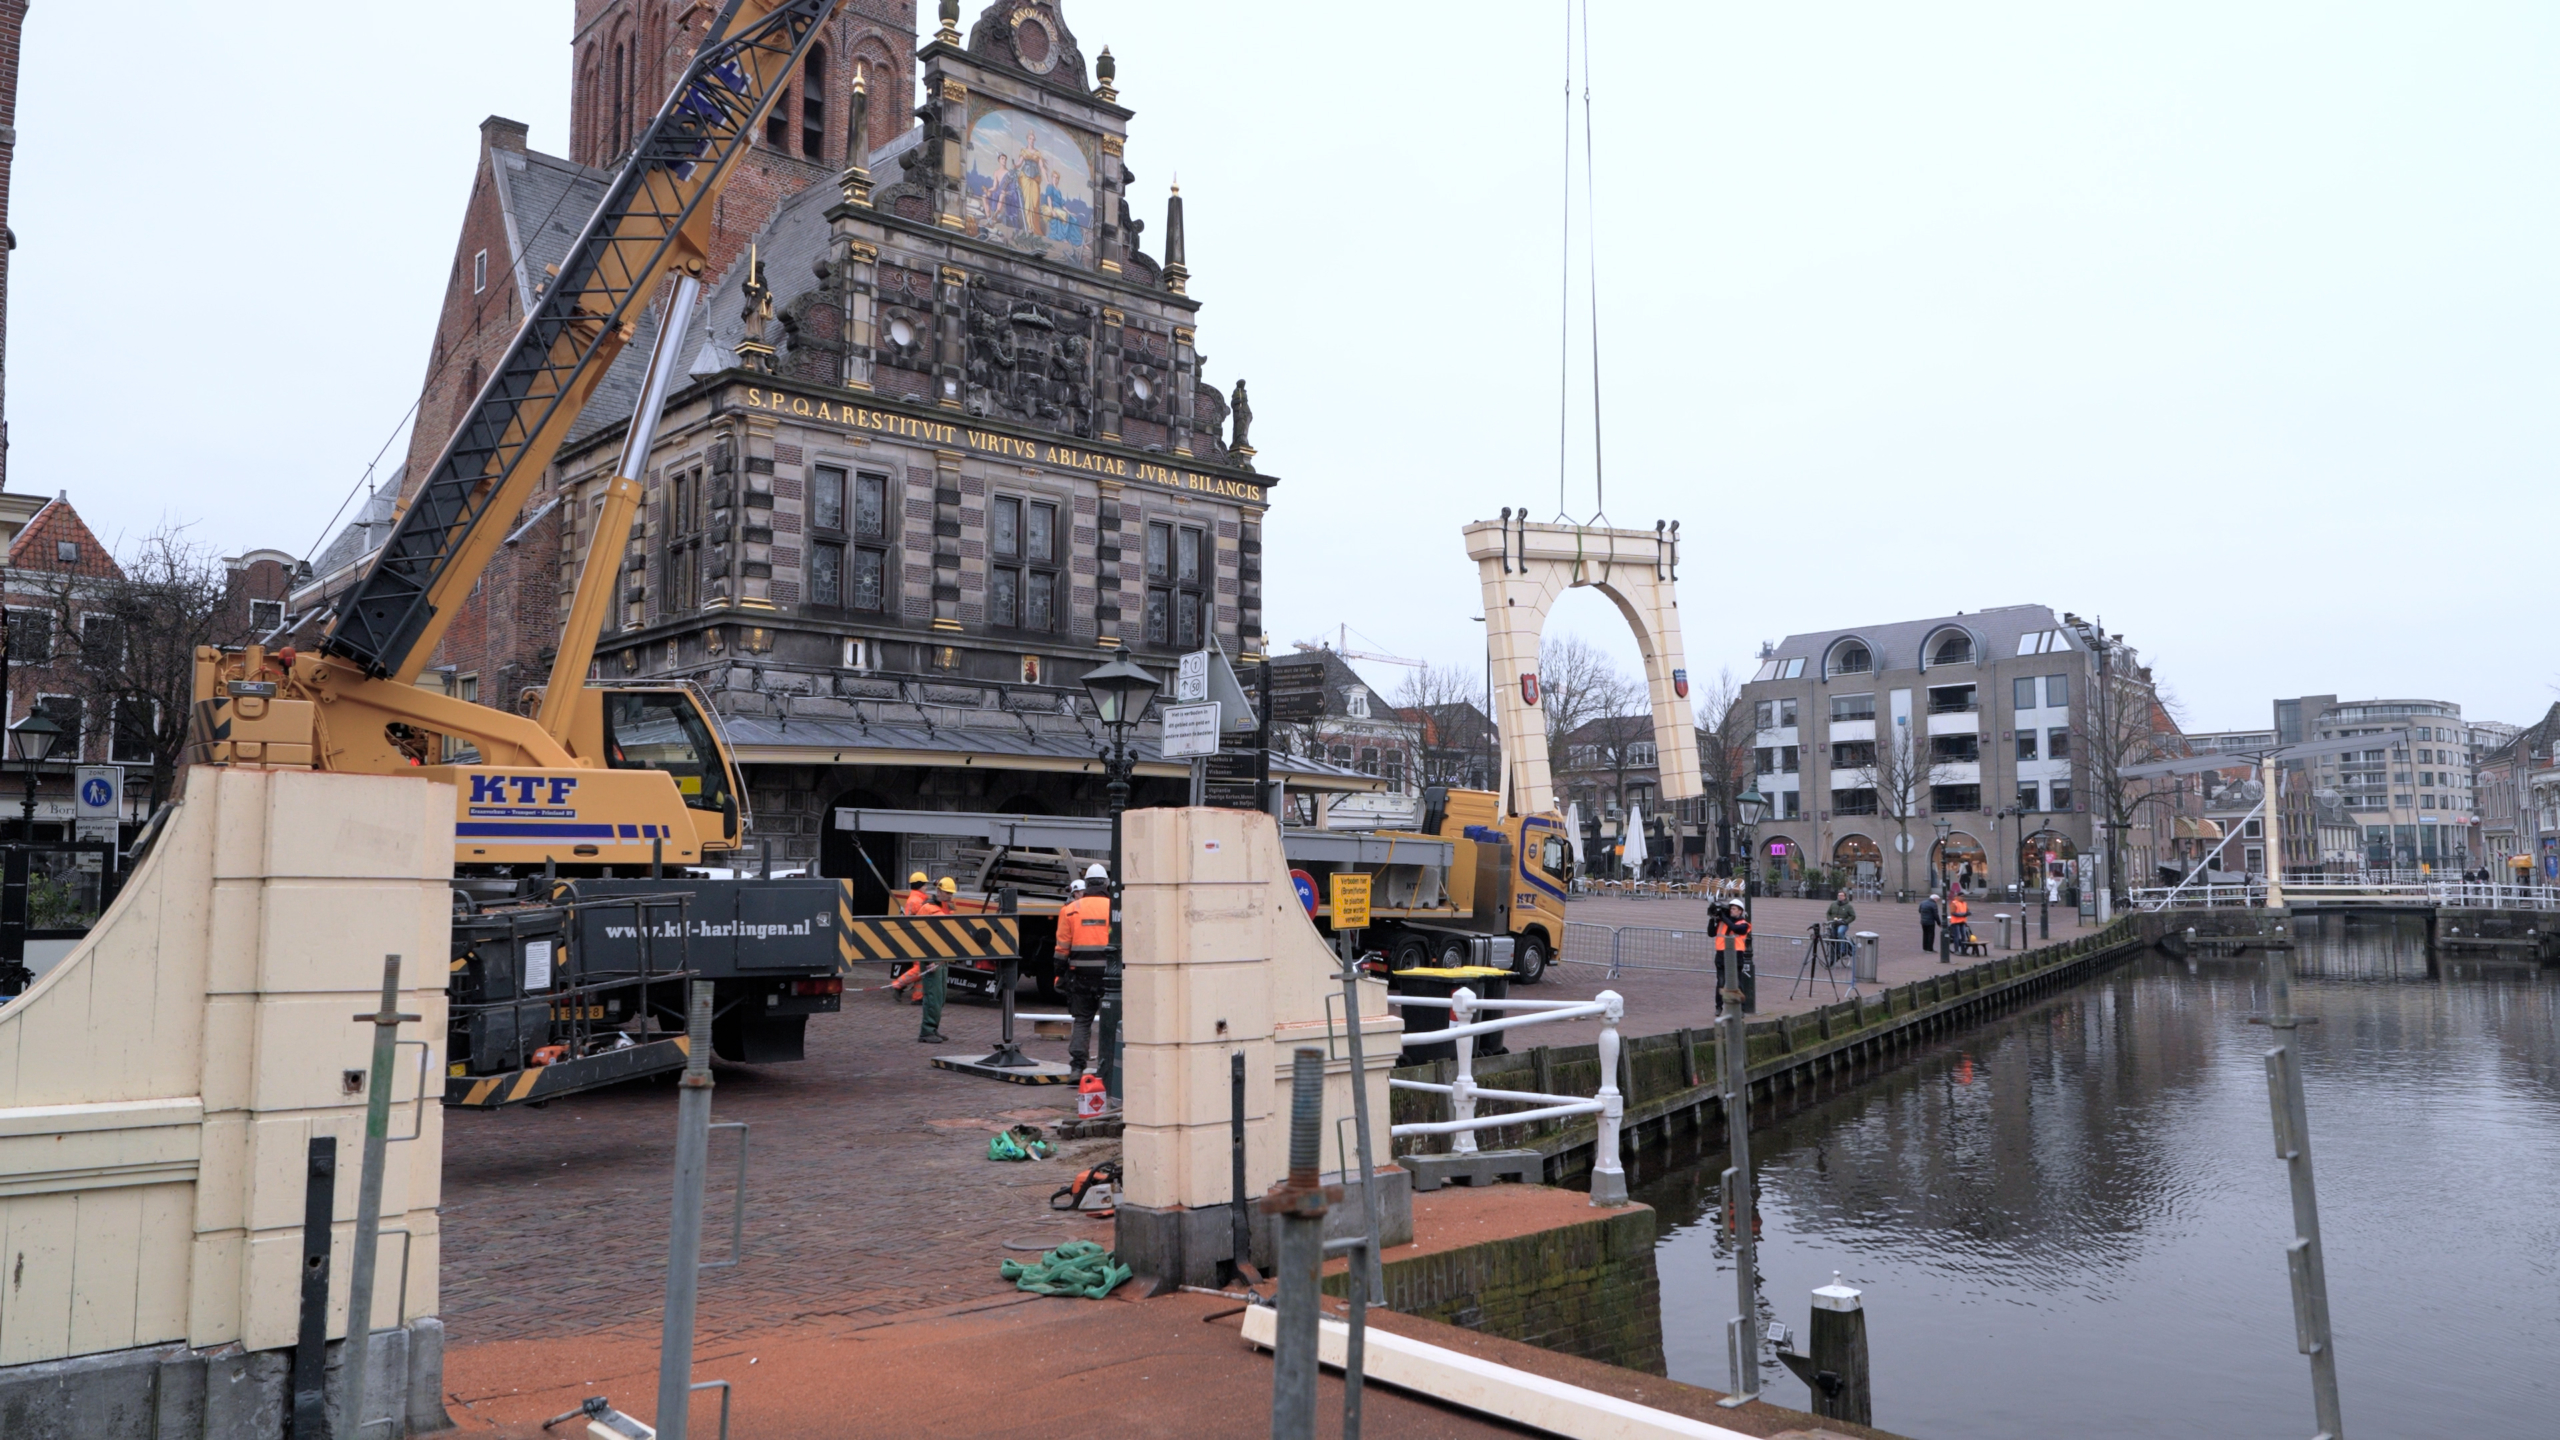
[895,875,956,1044]
[1710,900,1752,1009]
[1945,889,1972,956]
[1054,863,1114,1076]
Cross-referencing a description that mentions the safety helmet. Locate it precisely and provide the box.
[909,871,929,885]
[1069,878,1086,893]
[937,877,958,894]
[1085,863,1109,881]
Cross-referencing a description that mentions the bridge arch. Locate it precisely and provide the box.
[1465,516,1701,816]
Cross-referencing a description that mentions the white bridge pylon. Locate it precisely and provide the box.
[1463,514,1702,818]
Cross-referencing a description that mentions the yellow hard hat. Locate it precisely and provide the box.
[909,871,929,885]
[938,877,958,894]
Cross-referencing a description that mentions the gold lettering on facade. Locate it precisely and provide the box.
[940,79,969,102]
[938,265,968,287]
[734,386,1264,502]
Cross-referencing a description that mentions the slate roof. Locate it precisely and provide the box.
[309,475,401,581]
[1762,604,2075,675]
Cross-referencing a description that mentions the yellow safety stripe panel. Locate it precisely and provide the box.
[837,916,1020,961]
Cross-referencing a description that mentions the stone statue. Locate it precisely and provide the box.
[1229,379,1253,452]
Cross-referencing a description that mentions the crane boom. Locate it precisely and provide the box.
[325,0,836,683]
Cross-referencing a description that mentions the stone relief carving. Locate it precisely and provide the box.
[961,276,1099,437]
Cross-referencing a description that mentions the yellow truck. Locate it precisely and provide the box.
[1295,787,1571,983]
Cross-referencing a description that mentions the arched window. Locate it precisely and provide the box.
[579,45,598,163]
[1829,640,1871,677]
[611,39,629,157]
[801,45,827,160]
[1929,630,1974,667]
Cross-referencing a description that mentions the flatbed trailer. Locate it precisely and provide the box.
[444,875,1024,1107]
[829,787,1568,986]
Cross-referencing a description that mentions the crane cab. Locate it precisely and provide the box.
[436,681,744,874]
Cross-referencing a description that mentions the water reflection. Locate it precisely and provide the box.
[1638,915,2560,1438]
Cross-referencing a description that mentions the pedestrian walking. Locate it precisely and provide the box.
[1918,891,1940,957]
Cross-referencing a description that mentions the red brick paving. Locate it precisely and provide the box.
[437,975,1114,1347]
[1511,893,2103,1049]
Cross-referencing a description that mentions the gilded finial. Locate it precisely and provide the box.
[1096,45,1117,102]
[936,0,962,45]
[840,64,874,206]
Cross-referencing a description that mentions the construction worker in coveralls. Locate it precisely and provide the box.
[897,872,955,1044]
[1055,862,1114,1076]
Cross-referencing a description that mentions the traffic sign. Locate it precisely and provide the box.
[1176,650,1210,703]
[1329,872,1372,930]
[74,765,123,820]
[1289,869,1319,917]
[1162,702,1222,758]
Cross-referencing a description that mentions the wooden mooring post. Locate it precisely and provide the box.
[1777,1271,1872,1426]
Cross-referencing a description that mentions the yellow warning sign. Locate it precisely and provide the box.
[1329,872,1372,930]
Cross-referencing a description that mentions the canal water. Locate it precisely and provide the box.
[1637,915,2560,1438]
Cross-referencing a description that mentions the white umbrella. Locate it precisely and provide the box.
[1564,803,1586,867]
[1621,805,1649,877]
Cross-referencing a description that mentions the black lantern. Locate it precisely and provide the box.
[1079,656,1162,729]
[9,710,62,766]
[1734,782,1767,829]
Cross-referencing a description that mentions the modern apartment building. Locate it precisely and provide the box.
[2275,695,2482,870]
[1736,605,2118,897]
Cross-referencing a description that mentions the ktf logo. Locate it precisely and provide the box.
[469,775,580,805]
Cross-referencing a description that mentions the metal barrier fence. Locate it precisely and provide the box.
[1555,923,1738,978]
[1386,986,1630,1203]
[1560,921,1619,969]
[2133,880,2560,912]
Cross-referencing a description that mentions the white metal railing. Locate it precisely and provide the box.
[1387,987,1626,1198]
[2132,879,2560,912]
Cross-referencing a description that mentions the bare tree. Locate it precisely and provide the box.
[2068,631,2186,902]
[1538,634,1640,756]
[32,525,260,812]
[1855,720,1953,898]
[1692,667,1752,866]
[1393,663,1494,790]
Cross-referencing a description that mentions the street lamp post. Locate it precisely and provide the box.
[1732,783,1766,1015]
[1,710,63,997]
[1931,815,1953,956]
[1079,656,1161,1104]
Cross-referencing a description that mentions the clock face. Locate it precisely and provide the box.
[1013,15,1058,73]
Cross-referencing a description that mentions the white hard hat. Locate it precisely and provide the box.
[1069,878,1086,893]
[1085,863,1109,881]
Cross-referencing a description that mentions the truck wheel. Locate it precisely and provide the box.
[1512,934,1549,985]
[1437,936,1473,968]
[1390,935,1433,971]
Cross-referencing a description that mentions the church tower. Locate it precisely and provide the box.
[570,2,917,177]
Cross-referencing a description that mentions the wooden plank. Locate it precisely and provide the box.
[0,1190,78,1363]
[67,1185,145,1356]
[132,1183,193,1345]
[1242,1304,1760,1439]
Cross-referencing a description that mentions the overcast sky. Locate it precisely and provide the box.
[14,3,2555,731]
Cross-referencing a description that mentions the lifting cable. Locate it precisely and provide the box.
[1554,0,1613,532]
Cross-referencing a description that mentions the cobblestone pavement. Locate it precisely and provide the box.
[1481,892,2105,1049]
[439,975,1112,1346]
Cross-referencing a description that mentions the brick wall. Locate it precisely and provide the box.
[1323,1203,1666,1374]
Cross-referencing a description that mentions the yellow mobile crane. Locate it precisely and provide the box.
[189,0,844,873]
